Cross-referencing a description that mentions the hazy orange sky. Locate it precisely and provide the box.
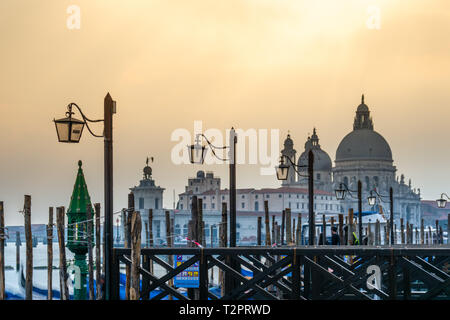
[1,0,450,225]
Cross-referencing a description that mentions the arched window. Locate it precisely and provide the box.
[373,176,379,187]
[183,224,188,236]
[343,176,349,186]
[175,224,181,235]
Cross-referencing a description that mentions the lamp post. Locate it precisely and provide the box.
[54,93,116,300]
[188,129,237,247]
[276,151,315,245]
[188,129,238,295]
[368,187,394,245]
[334,181,363,244]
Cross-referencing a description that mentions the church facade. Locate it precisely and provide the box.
[281,95,422,227]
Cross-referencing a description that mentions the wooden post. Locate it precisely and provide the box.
[375,220,380,246]
[296,213,302,245]
[57,206,69,300]
[400,218,405,244]
[321,214,326,245]
[210,224,214,285]
[338,214,344,246]
[435,220,440,244]
[448,214,450,244]
[420,219,424,245]
[24,195,32,300]
[16,231,20,271]
[219,202,227,297]
[144,221,149,248]
[87,204,94,300]
[286,208,292,245]
[348,209,354,245]
[130,211,142,300]
[165,211,173,300]
[0,201,4,300]
[281,210,285,246]
[428,226,432,245]
[94,203,101,299]
[148,209,154,275]
[394,224,398,244]
[292,218,296,245]
[271,215,276,245]
[47,207,53,300]
[264,201,270,246]
[198,198,203,246]
[125,193,133,300]
[257,217,262,246]
[415,227,419,245]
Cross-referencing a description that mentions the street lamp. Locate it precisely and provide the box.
[188,129,238,295]
[368,188,394,245]
[436,193,450,208]
[53,93,116,300]
[276,151,315,245]
[334,181,363,244]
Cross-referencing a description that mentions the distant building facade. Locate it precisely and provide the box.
[281,95,422,227]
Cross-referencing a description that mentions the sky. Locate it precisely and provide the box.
[1,0,450,225]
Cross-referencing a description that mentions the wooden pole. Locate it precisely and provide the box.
[338,214,344,246]
[286,208,292,245]
[57,206,69,300]
[292,218,296,245]
[198,198,203,246]
[394,224,398,244]
[130,211,142,300]
[435,220,440,244]
[281,209,285,246]
[296,213,302,245]
[264,201,270,246]
[428,226,432,244]
[94,203,102,300]
[375,219,380,246]
[24,195,32,300]
[165,211,173,300]
[47,207,53,300]
[144,221,149,248]
[448,214,450,244]
[420,218,424,245]
[148,209,154,275]
[0,201,4,300]
[257,216,262,246]
[87,204,94,300]
[125,193,133,300]
[348,209,354,245]
[321,214,326,245]
[271,215,275,246]
[210,224,214,284]
[400,218,405,244]
[16,231,20,271]
[219,202,227,297]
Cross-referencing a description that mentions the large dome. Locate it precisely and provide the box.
[336,129,392,162]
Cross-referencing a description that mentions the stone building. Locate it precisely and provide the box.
[282,95,422,226]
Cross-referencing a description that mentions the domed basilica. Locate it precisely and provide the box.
[281,95,421,226]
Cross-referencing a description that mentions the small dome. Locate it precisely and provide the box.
[298,128,332,171]
[357,103,369,112]
[298,149,332,171]
[196,170,205,179]
[336,129,392,162]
